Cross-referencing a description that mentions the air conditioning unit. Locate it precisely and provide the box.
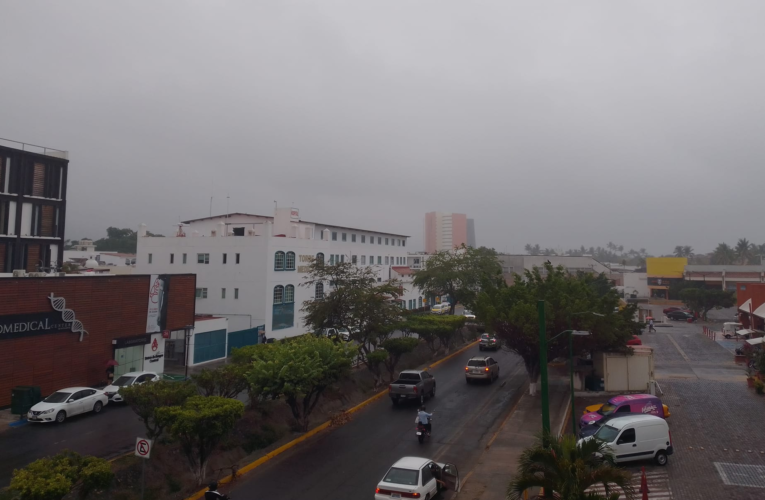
[12,270,26,277]
[29,272,47,277]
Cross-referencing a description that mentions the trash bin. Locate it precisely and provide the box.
[11,386,42,416]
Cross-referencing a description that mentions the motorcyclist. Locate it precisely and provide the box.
[204,481,229,500]
[417,406,433,436]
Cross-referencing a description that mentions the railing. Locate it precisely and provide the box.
[0,137,69,159]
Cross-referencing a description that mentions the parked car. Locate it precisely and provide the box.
[667,310,695,322]
[580,394,670,428]
[465,356,500,383]
[578,414,635,439]
[319,327,351,341]
[375,457,460,499]
[28,387,108,424]
[430,304,450,315]
[479,333,499,351]
[626,335,642,346]
[389,370,436,405]
[103,371,160,403]
[580,414,674,465]
[463,310,476,320]
[662,306,682,314]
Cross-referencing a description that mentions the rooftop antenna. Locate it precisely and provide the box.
[226,193,230,219]
[209,196,213,217]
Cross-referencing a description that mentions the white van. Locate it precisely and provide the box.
[430,304,450,315]
[583,414,673,465]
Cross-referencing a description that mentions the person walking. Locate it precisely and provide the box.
[648,318,656,333]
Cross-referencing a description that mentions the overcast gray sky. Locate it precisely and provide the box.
[2,1,764,255]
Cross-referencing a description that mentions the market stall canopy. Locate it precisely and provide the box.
[739,299,752,313]
[736,329,756,336]
[746,337,765,346]
[753,303,765,319]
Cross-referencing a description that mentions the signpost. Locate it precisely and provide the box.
[135,438,152,499]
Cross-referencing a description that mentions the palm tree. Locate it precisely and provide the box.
[682,245,694,258]
[673,246,684,257]
[507,433,635,500]
[735,238,753,264]
[711,243,736,265]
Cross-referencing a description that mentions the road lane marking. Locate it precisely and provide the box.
[666,334,691,363]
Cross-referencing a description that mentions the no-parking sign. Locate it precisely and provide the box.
[135,437,153,459]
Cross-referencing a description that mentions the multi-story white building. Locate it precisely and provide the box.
[136,207,421,341]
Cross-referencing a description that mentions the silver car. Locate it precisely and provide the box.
[465,356,500,384]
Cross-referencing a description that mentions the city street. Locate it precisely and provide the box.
[0,404,143,486]
[230,343,527,500]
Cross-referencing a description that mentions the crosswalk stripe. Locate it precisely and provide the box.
[585,470,673,499]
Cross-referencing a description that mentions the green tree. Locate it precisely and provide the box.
[711,243,736,265]
[403,315,466,354]
[475,263,638,395]
[301,259,403,384]
[379,337,420,381]
[120,380,197,440]
[735,238,754,264]
[10,450,113,500]
[507,432,635,500]
[155,396,245,485]
[191,363,249,399]
[413,245,503,315]
[246,335,353,431]
[93,227,164,254]
[679,288,736,320]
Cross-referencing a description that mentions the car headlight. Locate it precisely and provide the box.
[41,409,55,415]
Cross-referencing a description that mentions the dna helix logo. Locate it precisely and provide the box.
[48,293,89,342]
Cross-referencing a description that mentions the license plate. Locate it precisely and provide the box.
[392,494,401,499]
[416,432,422,435]
[28,417,40,421]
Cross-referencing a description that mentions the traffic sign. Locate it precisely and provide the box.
[135,437,153,459]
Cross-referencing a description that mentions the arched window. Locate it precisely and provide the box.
[274,251,285,270]
[315,282,324,300]
[316,253,325,265]
[285,251,296,270]
[273,285,284,304]
[418,296,423,308]
[285,285,295,303]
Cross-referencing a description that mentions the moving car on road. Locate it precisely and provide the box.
[103,371,160,403]
[463,310,476,320]
[478,333,499,351]
[375,456,460,499]
[28,387,108,424]
[666,310,695,322]
[430,304,450,315]
[389,370,436,405]
[319,327,351,341]
[465,356,500,384]
[662,306,685,314]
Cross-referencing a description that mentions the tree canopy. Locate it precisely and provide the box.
[120,380,197,440]
[93,226,164,253]
[245,335,353,431]
[475,263,638,394]
[412,245,503,314]
[403,315,466,354]
[679,287,735,320]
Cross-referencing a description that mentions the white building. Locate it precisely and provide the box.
[136,207,419,341]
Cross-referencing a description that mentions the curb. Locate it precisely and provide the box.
[183,339,480,500]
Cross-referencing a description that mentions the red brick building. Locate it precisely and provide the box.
[0,274,195,407]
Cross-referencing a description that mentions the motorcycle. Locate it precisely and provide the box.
[415,412,433,444]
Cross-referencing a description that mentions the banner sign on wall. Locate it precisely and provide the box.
[146,275,170,333]
[0,293,89,342]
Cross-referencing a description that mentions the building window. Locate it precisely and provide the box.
[342,232,347,242]
[148,253,153,264]
[221,288,226,299]
[170,254,174,264]
[385,238,389,245]
[371,236,374,245]
[385,256,389,265]
[329,254,335,265]
[378,237,382,244]
[419,297,423,308]
[285,284,295,303]
[183,253,187,264]
[352,234,356,242]
[274,251,285,270]
[197,253,209,264]
[273,285,284,304]
[378,256,382,265]
[403,239,406,247]
[361,255,366,265]
[234,288,239,299]
[223,253,227,264]
[340,254,345,263]
[316,252,324,265]
[235,253,240,264]
[315,282,324,300]
[332,232,337,241]
[196,288,208,299]
[285,251,296,270]
[361,235,366,243]
[352,255,357,264]
[273,285,294,331]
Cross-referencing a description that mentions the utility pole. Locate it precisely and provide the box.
[539,300,550,437]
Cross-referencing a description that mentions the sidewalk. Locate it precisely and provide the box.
[457,376,571,499]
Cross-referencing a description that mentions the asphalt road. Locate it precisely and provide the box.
[0,403,144,485]
[230,344,527,500]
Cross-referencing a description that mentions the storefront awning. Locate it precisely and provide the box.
[754,303,765,319]
[746,337,765,346]
[737,329,756,336]
[739,299,752,313]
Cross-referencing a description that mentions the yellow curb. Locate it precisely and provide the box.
[184,339,479,500]
[107,451,134,463]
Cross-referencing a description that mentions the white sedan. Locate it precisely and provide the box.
[28,387,108,424]
[375,457,460,499]
[103,371,160,403]
[463,310,476,320]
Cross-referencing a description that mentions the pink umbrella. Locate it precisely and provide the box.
[104,360,119,368]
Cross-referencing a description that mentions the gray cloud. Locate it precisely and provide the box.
[2,1,764,255]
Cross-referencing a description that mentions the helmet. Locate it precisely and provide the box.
[208,482,218,491]
[419,405,426,411]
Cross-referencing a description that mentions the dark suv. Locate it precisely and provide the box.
[479,333,499,351]
[667,310,695,321]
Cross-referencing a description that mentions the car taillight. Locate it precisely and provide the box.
[485,367,489,372]
[388,385,392,392]
[413,386,417,393]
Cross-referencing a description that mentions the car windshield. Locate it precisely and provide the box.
[337,328,350,333]
[44,392,71,403]
[464,310,473,315]
[383,467,419,486]
[468,359,486,367]
[113,376,136,387]
[594,424,620,443]
[598,404,618,416]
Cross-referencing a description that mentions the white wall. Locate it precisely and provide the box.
[143,332,166,373]
[624,272,649,297]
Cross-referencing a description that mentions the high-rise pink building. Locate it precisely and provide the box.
[424,212,475,253]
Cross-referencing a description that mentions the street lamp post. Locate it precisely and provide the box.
[550,329,592,436]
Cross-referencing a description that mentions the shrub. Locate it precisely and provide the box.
[10,451,112,500]
[80,457,114,495]
[242,424,281,453]
[755,379,764,395]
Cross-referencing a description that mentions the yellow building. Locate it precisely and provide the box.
[646,257,687,299]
